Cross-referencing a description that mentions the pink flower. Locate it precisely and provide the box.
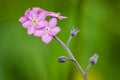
[19,7,46,24]
[47,12,67,20]
[34,18,60,44]
[19,7,64,44]
[22,10,47,35]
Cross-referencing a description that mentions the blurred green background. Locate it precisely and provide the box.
[0,0,120,80]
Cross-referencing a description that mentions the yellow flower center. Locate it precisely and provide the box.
[32,19,37,24]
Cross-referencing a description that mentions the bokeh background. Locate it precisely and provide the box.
[0,0,120,80]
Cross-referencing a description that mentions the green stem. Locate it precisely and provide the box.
[66,35,73,47]
[53,36,88,80]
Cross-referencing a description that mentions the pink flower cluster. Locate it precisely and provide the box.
[19,7,67,44]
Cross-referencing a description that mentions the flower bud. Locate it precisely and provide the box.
[90,54,98,65]
[71,27,80,36]
[58,56,67,63]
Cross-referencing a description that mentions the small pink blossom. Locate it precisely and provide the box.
[34,18,60,44]
[47,12,67,20]
[21,10,47,35]
[19,7,66,44]
[19,7,46,24]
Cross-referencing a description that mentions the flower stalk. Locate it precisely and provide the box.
[53,36,88,80]
[85,63,91,76]
[66,35,73,47]
[66,27,80,47]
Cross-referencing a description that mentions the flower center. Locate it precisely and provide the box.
[45,27,51,33]
[32,19,37,24]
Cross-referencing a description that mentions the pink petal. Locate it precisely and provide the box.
[25,8,30,17]
[38,12,47,21]
[49,18,57,28]
[57,15,67,20]
[28,11,37,20]
[34,29,46,37]
[47,12,67,20]
[32,7,45,13]
[35,21,48,29]
[55,13,67,20]
[32,7,41,11]
[41,34,53,44]
[22,21,32,28]
[27,26,34,35]
[19,16,27,23]
[46,12,54,16]
[49,27,60,36]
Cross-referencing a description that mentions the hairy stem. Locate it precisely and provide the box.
[53,36,88,80]
[85,63,91,75]
[66,35,73,47]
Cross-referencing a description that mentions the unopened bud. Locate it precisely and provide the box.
[71,27,80,36]
[58,56,67,63]
[90,54,98,65]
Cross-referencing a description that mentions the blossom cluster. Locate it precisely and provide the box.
[19,7,67,44]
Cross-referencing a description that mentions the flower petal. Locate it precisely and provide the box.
[46,12,54,16]
[28,11,37,20]
[32,7,41,11]
[36,21,48,29]
[32,7,45,13]
[27,26,34,35]
[38,12,47,21]
[25,8,30,17]
[34,29,46,37]
[49,27,60,36]
[19,16,27,23]
[49,18,57,28]
[47,12,67,20]
[22,21,32,28]
[41,34,52,44]
[57,15,67,20]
